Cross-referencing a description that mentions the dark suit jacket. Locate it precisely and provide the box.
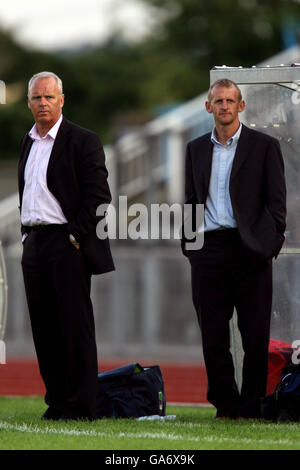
[18,117,115,275]
[182,124,287,263]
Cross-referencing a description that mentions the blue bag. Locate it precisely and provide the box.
[276,364,300,421]
[96,363,166,419]
[261,364,300,421]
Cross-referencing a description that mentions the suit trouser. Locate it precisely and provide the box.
[190,228,272,418]
[21,224,98,419]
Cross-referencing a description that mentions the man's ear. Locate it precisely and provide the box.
[239,100,246,113]
[205,101,212,113]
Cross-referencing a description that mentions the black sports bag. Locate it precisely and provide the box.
[96,363,166,419]
[261,363,300,421]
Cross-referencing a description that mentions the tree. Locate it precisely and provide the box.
[1,1,300,159]
[137,0,300,100]
[0,32,148,157]
[0,28,74,159]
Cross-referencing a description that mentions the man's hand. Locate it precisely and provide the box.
[69,234,80,250]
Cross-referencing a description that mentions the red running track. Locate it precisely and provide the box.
[0,359,209,404]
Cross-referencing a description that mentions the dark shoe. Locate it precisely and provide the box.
[236,416,264,421]
[277,407,298,422]
[59,416,96,422]
[239,400,262,420]
[260,395,277,421]
[216,410,238,420]
[59,412,96,422]
[42,407,62,421]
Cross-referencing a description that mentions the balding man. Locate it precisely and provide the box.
[182,79,286,419]
[19,71,114,421]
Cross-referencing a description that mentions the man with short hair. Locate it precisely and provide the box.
[19,71,114,421]
[182,79,286,419]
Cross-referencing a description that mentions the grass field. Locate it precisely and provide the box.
[0,396,300,451]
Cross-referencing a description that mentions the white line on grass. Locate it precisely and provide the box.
[0,421,200,442]
[0,420,297,447]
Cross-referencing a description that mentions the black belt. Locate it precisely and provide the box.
[25,224,67,232]
[204,228,239,238]
[30,225,47,231]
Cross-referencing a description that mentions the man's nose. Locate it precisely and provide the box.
[39,96,47,106]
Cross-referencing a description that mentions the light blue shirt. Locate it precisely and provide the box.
[204,123,242,232]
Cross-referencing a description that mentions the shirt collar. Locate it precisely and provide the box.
[211,122,242,147]
[29,114,63,141]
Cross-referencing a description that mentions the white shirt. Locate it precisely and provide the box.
[21,115,67,227]
[204,124,242,232]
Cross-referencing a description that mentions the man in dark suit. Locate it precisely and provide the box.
[182,78,286,419]
[19,71,114,421]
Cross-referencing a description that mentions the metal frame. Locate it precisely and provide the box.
[210,64,300,87]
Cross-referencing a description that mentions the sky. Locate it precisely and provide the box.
[0,0,156,51]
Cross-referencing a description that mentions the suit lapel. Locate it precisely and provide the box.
[230,124,251,180]
[46,117,71,180]
[18,135,33,199]
[193,135,213,203]
[19,135,33,173]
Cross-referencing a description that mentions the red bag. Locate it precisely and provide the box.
[267,339,293,395]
